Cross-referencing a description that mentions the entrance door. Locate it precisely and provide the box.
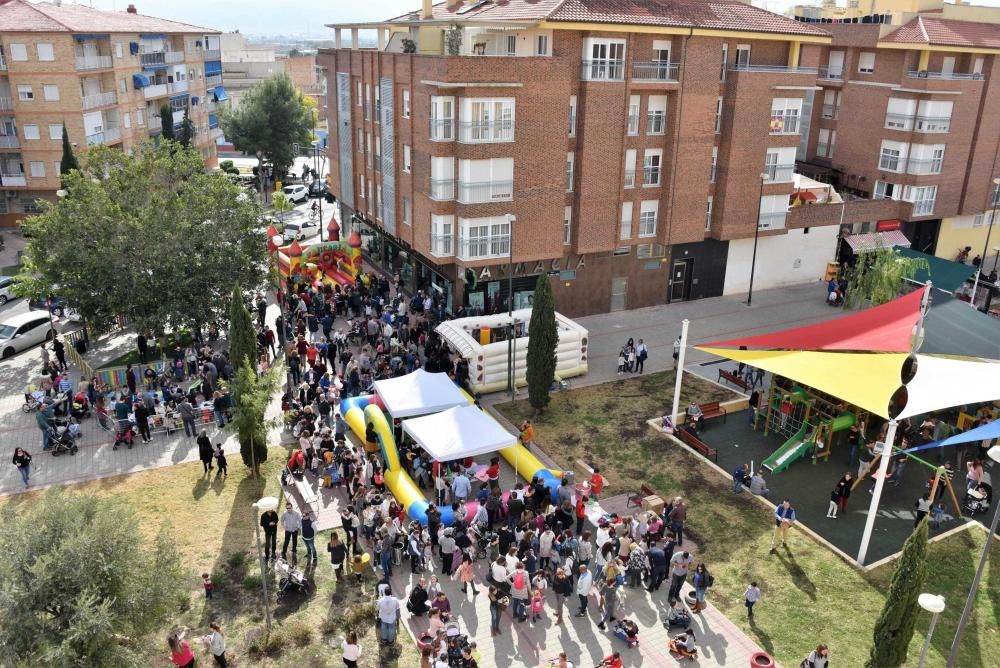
[670,259,693,301]
[941,57,955,76]
[610,277,628,312]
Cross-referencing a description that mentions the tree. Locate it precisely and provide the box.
[232,362,281,477]
[59,125,78,184]
[287,48,302,58]
[525,274,559,412]
[865,517,929,668]
[228,283,257,373]
[177,108,195,148]
[220,73,313,202]
[842,245,929,309]
[271,192,294,224]
[159,103,175,141]
[0,490,183,666]
[16,142,268,335]
[219,159,239,176]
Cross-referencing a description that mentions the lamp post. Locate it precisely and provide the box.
[946,443,1000,666]
[969,177,1000,310]
[312,140,324,242]
[747,173,769,306]
[505,213,517,403]
[252,496,279,633]
[916,593,946,668]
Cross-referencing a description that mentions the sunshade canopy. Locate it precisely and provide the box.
[844,230,910,253]
[895,246,977,292]
[373,369,467,418]
[902,417,1000,454]
[402,405,517,462]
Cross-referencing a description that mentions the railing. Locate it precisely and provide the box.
[646,113,665,135]
[165,51,185,64]
[769,113,799,134]
[206,74,223,86]
[758,211,787,230]
[429,178,455,201]
[458,120,514,143]
[86,127,122,146]
[81,91,116,110]
[906,70,984,80]
[912,199,936,215]
[631,61,680,82]
[729,64,818,74]
[144,83,169,99]
[581,59,625,82]
[818,67,844,80]
[429,118,454,141]
[429,235,453,258]
[624,169,635,189]
[0,97,10,112]
[169,80,188,94]
[203,50,221,61]
[0,135,19,149]
[884,113,913,130]
[140,51,165,66]
[764,164,795,183]
[457,180,513,203]
[75,55,113,71]
[458,235,510,261]
[205,101,218,113]
[821,103,836,119]
[907,158,944,175]
[209,127,223,140]
[915,116,951,133]
[0,172,26,187]
[148,116,162,132]
[643,166,661,187]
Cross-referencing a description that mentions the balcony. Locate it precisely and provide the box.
[81,91,116,110]
[75,55,113,71]
[915,116,951,133]
[209,127,223,140]
[624,169,635,189]
[906,70,984,81]
[458,235,510,261]
[148,116,162,133]
[206,74,223,87]
[429,178,455,201]
[0,172,26,187]
[458,120,514,144]
[144,83,169,99]
[0,97,11,112]
[764,164,795,183]
[165,51,185,64]
[818,67,844,81]
[581,59,625,82]
[758,211,787,230]
[631,61,680,82]
[430,235,453,258]
[86,127,122,146]
[907,158,944,175]
[912,199,936,216]
[169,80,188,94]
[0,135,19,149]
[457,180,513,204]
[140,52,165,66]
[729,64,818,74]
[429,118,454,142]
[203,50,221,61]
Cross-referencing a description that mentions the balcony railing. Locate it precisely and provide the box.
[769,113,799,134]
[764,164,795,183]
[140,52,165,66]
[915,116,951,133]
[429,235,453,258]
[457,180,514,204]
[0,172,26,187]
[429,178,455,201]
[209,127,224,140]
[169,80,189,94]
[818,67,844,80]
[458,235,510,261]
[0,135,19,149]
[581,59,625,82]
[206,74,223,86]
[165,51,185,64]
[758,211,787,230]
[203,50,221,61]
[907,158,944,175]
[906,70,984,80]
[642,166,661,187]
[429,118,454,141]
[729,64,818,74]
[81,91,116,110]
[86,127,122,146]
[458,120,514,143]
[624,169,636,189]
[879,154,902,171]
[144,83,169,99]
[0,97,11,112]
[631,61,680,82]
[75,55,113,71]
[148,116,162,133]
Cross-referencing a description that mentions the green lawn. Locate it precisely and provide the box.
[497,371,998,668]
[97,345,166,370]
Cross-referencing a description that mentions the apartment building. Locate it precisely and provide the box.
[0,0,227,227]
[320,0,999,317]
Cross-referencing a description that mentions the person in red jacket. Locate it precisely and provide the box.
[590,467,605,500]
[288,449,305,474]
[575,495,588,535]
[597,652,623,668]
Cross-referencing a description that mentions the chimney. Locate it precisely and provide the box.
[127,4,138,13]
[422,0,433,19]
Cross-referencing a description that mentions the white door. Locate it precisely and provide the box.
[827,51,845,77]
[610,277,628,312]
[941,57,955,75]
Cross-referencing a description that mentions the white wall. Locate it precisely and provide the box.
[723,226,838,296]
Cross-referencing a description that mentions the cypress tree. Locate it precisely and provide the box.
[228,284,256,373]
[525,274,558,412]
[177,108,195,147]
[865,517,929,667]
[59,125,79,183]
[160,103,175,141]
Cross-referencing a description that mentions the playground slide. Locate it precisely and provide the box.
[764,413,856,474]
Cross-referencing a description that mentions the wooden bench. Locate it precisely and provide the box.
[629,483,658,509]
[699,401,726,423]
[718,369,749,392]
[677,427,719,462]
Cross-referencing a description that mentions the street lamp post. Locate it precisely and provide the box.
[946,443,1000,666]
[746,173,769,306]
[969,177,1000,310]
[312,140,324,243]
[505,214,517,403]
[252,496,279,633]
[916,593,946,668]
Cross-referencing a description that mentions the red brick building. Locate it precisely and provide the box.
[319,1,1000,317]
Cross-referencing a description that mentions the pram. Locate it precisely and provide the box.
[613,619,640,648]
[50,418,80,456]
[113,418,136,450]
[964,482,992,516]
[274,558,310,595]
[70,393,91,419]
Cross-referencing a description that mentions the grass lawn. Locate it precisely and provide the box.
[98,345,166,370]
[0,263,22,276]
[0,448,419,668]
[497,370,998,668]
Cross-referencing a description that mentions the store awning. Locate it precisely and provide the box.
[402,405,516,461]
[213,86,228,102]
[844,230,911,253]
[895,246,977,293]
[373,369,467,418]
[132,73,150,89]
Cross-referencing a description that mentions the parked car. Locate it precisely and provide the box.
[0,276,17,306]
[0,311,53,358]
[282,220,318,242]
[307,179,328,198]
[281,184,308,203]
[28,295,80,320]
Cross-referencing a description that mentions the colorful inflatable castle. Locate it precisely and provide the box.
[267,217,363,291]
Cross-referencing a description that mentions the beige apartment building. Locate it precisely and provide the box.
[0,0,227,227]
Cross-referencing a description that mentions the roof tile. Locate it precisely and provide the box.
[0,0,217,34]
[882,15,1000,49]
[388,0,565,23]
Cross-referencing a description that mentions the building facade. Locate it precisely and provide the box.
[320,0,1000,317]
[0,0,226,227]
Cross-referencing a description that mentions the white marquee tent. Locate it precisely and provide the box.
[402,405,517,462]
[372,369,468,418]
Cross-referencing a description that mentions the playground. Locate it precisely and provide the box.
[268,217,362,293]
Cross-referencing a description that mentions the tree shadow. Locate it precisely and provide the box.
[749,617,776,656]
[772,545,817,601]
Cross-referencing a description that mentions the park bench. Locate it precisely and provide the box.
[677,427,719,462]
[717,369,749,392]
[699,401,726,423]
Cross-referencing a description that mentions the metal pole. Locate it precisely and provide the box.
[252,507,272,632]
[856,419,897,566]
[969,192,998,309]
[747,176,766,306]
[670,319,690,428]
[507,216,514,399]
[917,610,940,668]
[511,317,517,406]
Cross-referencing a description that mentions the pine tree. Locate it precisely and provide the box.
[59,125,78,184]
[228,284,256,372]
[159,103,175,141]
[177,108,195,147]
[865,517,929,668]
[231,363,279,478]
[525,274,558,412]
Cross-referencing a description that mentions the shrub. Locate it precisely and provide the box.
[343,601,376,630]
[243,574,262,591]
[227,550,248,570]
[285,620,313,647]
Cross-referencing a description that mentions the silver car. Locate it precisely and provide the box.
[0,311,53,359]
[0,276,15,306]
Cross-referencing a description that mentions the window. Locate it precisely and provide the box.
[563,206,572,245]
[639,201,658,237]
[366,132,372,167]
[827,51,845,78]
[821,89,839,119]
[906,185,937,215]
[459,97,514,143]
[23,124,39,140]
[582,38,625,81]
[620,202,633,239]
[357,128,363,151]
[885,97,916,131]
[430,96,454,141]
[705,197,713,231]
[646,95,667,135]
[915,100,953,133]
[402,197,411,226]
[356,80,361,106]
[858,52,875,74]
[458,216,511,260]
[874,180,902,200]
[54,161,61,177]
[710,147,718,183]
[653,40,671,66]
[637,243,666,259]
[367,180,373,213]
[566,152,574,192]
[48,124,62,140]
[505,35,517,57]
[973,57,984,75]
[359,173,365,199]
[17,85,33,101]
[879,140,907,172]
[374,85,381,123]
[536,35,549,56]
[764,147,796,182]
[364,84,371,119]
[402,89,410,118]
[613,246,631,256]
[123,112,131,129]
[43,84,59,101]
[375,137,382,171]
[458,158,514,203]
[770,97,802,134]
[624,149,637,189]
[120,77,127,94]
[431,156,455,201]
[992,182,1000,207]
[715,96,723,133]
[115,43,123,59]
[29,161,45,178]
[376,185,382,219]
[431,214,454,257]
[817,128,835,158]
[627,95,640,136]
[720,43,728,81]
[36,44,55,61]
[643,149,662,187]
[736,44,751,67]
[136,108,144,126]
[9,44,27,62]
[403,145,411,173]
[568,95,577,137]
[908,144,944,175]
[758,195,788,230]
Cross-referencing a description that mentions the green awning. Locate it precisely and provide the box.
[894,245,976,292]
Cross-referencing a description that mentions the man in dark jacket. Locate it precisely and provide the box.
[260,508,279,562]
[647,541,668,592]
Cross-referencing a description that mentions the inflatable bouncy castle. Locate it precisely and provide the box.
[268,218,362,291]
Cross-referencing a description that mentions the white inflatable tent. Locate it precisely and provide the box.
[435,309,588,393]
[373,369,468,418]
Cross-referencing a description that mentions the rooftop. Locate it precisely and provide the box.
[882,15,1000,49]
[0,0,217,34]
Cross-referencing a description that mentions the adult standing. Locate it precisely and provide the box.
[134,400,152,444]
[668,497,687,546]
[574,563,593,617]
[597,579,620,631]
[12,448,32,487]
[137,333,149,364]
[35,402,53,451]
[202,622,227,667]
[770,499,796,553]
[914,492,932,527]
[261,506,278,562]
[280,502,302,561]
[301,510,317,563]
[488,585,505,636]
[52,336,67,371]
[834,472,852,517]
[508,561,530,622]
[647,540,667,592]
[691,563,712,613]
[197,431,214,474]
[328,532,347,579]
[667,550,693,601]
[341,631,362,667]
[635,339,649,374]
[552,567,572,625]
[178,398,197,438]
[376,588,401,644]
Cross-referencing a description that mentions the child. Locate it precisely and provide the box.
[202,572,214,599]
[351,554,367,583]
[931,502,946,529]
[744,581,761,621]
[590,467,604,500]
[530,586,545,623]
[214,443,228,477]
[617,351,625,376]
[826,488,839,519]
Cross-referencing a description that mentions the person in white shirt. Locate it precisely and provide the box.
[376,590,401,644]
[574,564,593,617]
[202,622,227,667]
[490,557,509,588]
[340,630,362,667]
[280,503,302,560]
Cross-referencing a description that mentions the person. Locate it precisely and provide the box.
[451,470,471,505]
[202,572,213,599]
[914,492,932,527]
[456,554,478,596]
[552,567,572,624]
[328,532,347,579]
[668,498,687,546]
[214,444,228,478]
[770,499,796,553]
[202,622,227,667]
[686,402,704,431]
[431,591,452,622]
[261,506,278,562]
[744,581,762,621]
[12,448,32,487]
[635,338,648,374]
[301,510,317,563]
[134,401,152,443]
[53,336,67,370]
[341,630,362,668]
[554,652,574,668]
[35,403,52,451]
[488,585,506,636]
[597,579,621,631]
[833,472,852,516]
[805,644,830,668]
[673,335,681,368]
[178,398,197,438]
[665,598,691,628]
[667,550,693,601]
[376,588,401,644]
[691,563,711,612]
[647,539,667,592]
[590,467,604,500]
[617,349,625,375]
[732,463,749,494]
[406,578,429,616]
[530,585,545,623]
[574,563,593,617]
[520,420,535,448]
[137,333,148,364]
[198,431,214,474]
[749,389,761,426]
[597,651,623,668]
[167,631,195,668]
[749,470,769,498]
[669,629,698,660]
[281,502,301,560]
[508,561,530,622]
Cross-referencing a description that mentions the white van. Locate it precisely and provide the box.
[0,311,54,359]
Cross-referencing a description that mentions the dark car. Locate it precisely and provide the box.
[307,179,328,198]
[28,295,77,319]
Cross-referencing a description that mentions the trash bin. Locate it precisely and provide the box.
[750,652,775,668]
[392,540,404,566]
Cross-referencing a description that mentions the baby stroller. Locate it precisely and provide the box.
[70,393,91,420]
[964,482,992,516]
[274,558,310,595]
[96,407,115,432]
[613,619,640,648]
[50,418,80,457]
[444,624,470,666]
[113,419,136,450]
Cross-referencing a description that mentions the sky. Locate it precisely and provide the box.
[54,0,1000,37]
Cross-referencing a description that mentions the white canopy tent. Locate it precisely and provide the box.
[402,405,517,462]
[373,369,468,418]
